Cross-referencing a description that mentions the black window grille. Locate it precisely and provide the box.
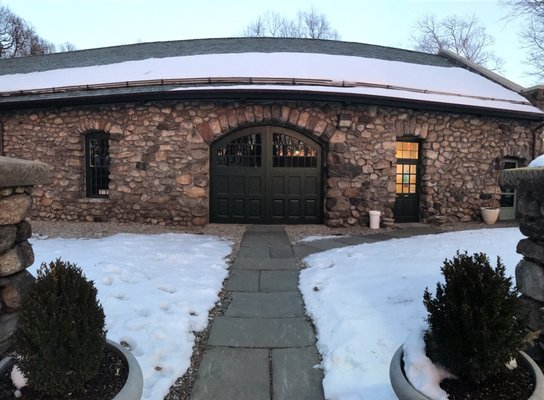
[272,133,318,168]
[216,133,262,167]
[85,132,110,197]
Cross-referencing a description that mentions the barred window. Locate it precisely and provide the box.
[85,131,110,197]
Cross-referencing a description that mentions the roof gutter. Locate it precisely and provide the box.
[0,76,534,107]
[0,86,542,121]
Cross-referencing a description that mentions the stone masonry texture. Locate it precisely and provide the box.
[2,100,542,227]
[503,165,544,323]
[0,157,50,355]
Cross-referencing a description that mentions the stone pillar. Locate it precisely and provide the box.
[502,166,544,330]
[0,156,50,354]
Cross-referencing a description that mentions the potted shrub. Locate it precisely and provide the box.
[0,258,143,399]
[390,251,544,400]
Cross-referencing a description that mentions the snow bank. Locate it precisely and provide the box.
[299,228,523,399]
[29,233,232,400]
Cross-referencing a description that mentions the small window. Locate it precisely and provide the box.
[216,133,262,168]
[85,131,110,197]
[395,141,419,160]
[272,133,318,168]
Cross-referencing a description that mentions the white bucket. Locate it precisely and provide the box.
[369,210,381,229]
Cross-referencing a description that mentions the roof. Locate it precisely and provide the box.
[0,37,541,119]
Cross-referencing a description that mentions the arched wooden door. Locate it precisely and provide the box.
[210,126,322,224]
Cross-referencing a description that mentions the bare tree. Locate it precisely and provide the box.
[412,14,504,71]
[503,0,544,79]
[243,7,340,40]
[55,41,77,53]
[0,4,55,58]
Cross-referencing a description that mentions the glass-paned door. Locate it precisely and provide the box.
[499,158,519,220]
[394,140,420,222]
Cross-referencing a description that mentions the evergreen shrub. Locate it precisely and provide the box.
[14,258,106,396]
[423,251,525,383]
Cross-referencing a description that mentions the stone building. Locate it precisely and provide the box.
[0,38,542,227]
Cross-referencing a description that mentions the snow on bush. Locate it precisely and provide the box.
[403,327,453,400]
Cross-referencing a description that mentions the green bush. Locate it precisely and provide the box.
[14,258,106,396]
[423,251,525,383]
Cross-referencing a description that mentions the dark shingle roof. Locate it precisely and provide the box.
[0,37,455,75]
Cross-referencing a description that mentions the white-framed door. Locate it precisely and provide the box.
[499,158,519,220]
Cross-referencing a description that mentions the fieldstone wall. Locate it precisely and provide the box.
[1,100,540,227]
[0,156,50,354]
[502,166,544,330]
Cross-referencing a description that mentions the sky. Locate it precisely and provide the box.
[1,0,535,87]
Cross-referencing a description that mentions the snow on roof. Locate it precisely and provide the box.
[0,51,541,116]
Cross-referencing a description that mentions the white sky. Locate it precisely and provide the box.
[1,0,534,87]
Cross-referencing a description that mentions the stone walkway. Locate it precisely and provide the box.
[190,223,443,399]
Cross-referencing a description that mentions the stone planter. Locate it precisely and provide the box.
[480,207,500,225]
[0,339,143,399]
[389,346,544,400]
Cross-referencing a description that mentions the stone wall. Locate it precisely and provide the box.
[0,156,50,354]
[1,100,540,227]
[502,166,544,331]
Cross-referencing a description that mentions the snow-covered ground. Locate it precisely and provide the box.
[29,233,232,400]
[299,228,524,400]
[26,227,524,399]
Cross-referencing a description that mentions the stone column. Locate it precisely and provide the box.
[502,166,544,331]
[0,156,50,354]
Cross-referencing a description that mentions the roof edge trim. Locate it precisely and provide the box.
[0,76,534,107]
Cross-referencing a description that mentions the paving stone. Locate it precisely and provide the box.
[225,270,260,292]
[272,347,324,400]
[365,233,396,241]
[226,292,304,317]
[270,245,294,258]
[246,225,286,233]
[232,257,296,270]
[237,245,270,259]
[208,317,316,348]
[292,244,321,258]
[260,270,299,292]
[191,347,269,400]
[298,238,348,251]
[241,232,291,248]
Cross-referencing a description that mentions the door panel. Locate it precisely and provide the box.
[211,126,322,224]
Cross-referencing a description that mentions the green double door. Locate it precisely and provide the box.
[211,126,322,224]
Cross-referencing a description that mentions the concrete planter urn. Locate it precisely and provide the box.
[0,339,143,399]
[389,346,544,400]
[480,207,500,225]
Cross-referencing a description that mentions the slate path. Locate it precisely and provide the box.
[190,223,446,399]
[191,225,324,400]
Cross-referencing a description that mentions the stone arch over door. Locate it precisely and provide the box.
[210,125,323,224]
